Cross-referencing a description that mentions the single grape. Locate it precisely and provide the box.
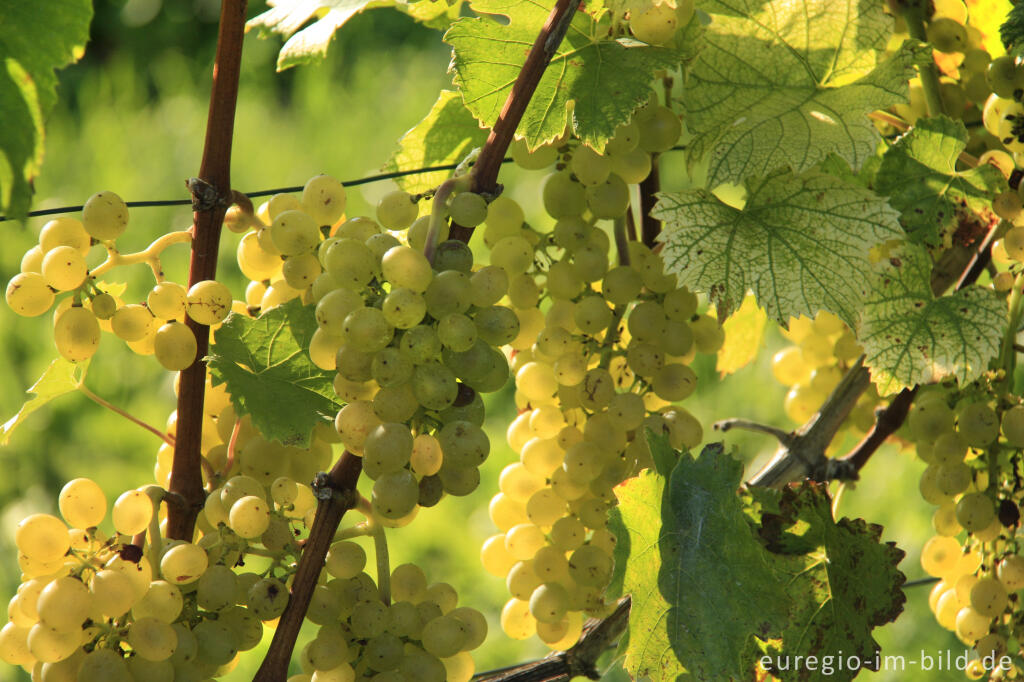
[54,306,101,362]
[82,191,129,240]
[186,280,233,325]
[6,272,55,317]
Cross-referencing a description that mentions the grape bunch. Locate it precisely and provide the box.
[4,192,236,371]
[901,379,1024,679]
[0,473,487,681]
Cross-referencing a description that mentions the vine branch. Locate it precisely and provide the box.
[450,0,583,243]
[253,451,362,681]
[473,597,631,681]
[166,0,246,542]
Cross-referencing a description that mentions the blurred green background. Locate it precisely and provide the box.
[0,1,964,679]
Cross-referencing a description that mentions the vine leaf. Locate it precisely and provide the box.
[653,169,903,328]
[758,484,907,681]
[247,0,396,71]
[0,0,92,219]
[0,358,89,446]
[615,441,790,681]
[684,0,919,188]
[207,299,342,447]
[444,0,693,151]
[1001,0,1024,58]
[384,90,489,194]
[717,294,766,376]
[858,245,1005,395]
[875,116,1006,246]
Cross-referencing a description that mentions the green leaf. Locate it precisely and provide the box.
[384,90,489,195]
[1,358,89,446]
[247,0,396,71]
[859,245,1005,395]
[875,116,1006,246]
[758,484,906,681]
[207,299,342,447]
[653,169,903,328]
[0,0,92,218]
[445,0,690,151]
[615,442,790,681]
[684,0,918,188]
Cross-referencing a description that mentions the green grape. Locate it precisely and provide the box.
[41,245,88,290]
[926,17,968,54]
[630,3,678,45]
[958,403,999,446]
[505,523,546,560]
[322,238,376,289]
[580,368,615,410]
[432,240,474,274]
[448,192,488,227]
[111,303,155,342]
[271,210,320,256]
[237,231,283,281]
[931,431,967,466]
[268,193,302,220]
[1001,404,1024,446]
[343,307,394,351]
[160,543,208,585]
[511,138,559,170]
[585,173,630,218]
[39,217,91,255]
[186,279,232,325]
[325,541,367,580]
[0,623,33,667]
[82,191,129,240]
[390,563,428,603]
[6,272,55,317]
[507,559,541,600]
[128,617,178,661]
[637,105,682,153]
[228,495,271,538]
[601,266,642,305]
[59,477,106,529]
[438,420,489,468]
[986,57,1017,99]
[542,171,587,219]
[112,489,153,535]
[474,305,520,346]
[628,300,667,343]
[956,492,995,533]
[568,544,613,587]
[485,195,525,235]
[908,398,955,443]
[526,488,566,526]
[302,174,347,225]
[421,615,468,658]
[315,288,363,338]
[438,313,478,352]
[154,321,197,371]
[192,619,239,665]
[920,535,961,577]
[605,120,640,155]
[89,569,137,618]
[247,577,289,620]
[552,216,591,251]
[376,190,419,230]
[970,576,1008,617]
[147,282,187,320]
[570,145,611,186]
[1003,226,1024,261]
[373,383,420,423]
[37,576,92,631]
[196,565,237,612]
[283,252,322,289]
[27,622,80,663]
[468,266,509,308]
[529,583,569,623]
[516,362,559,403]
[54,306,101,362]
[20,245,44,273]
[370,347,413,387]
[351,600,389,638]
[931,503,962,536]
[381,245,434,293]
[372,470,419,518]
[78,648,132,681]
[490,236,534,275]
[997,554,1024,590]
[363,423,414,478]
[398,325,441,364]
[607,146,652,183]
[546,261,584,299]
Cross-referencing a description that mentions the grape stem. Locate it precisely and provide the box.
[78,384,174,446]
[354,498,392,605]
[253,451,362,681]
[999,269,1024,395]
[166,0,246,542]
[473,596,631,681]
[222,417,242,480]
[613,216,631,266]
[450,0,583,243]
[424,176,467,263]
[88,230,192,281]
[893,0,945,118]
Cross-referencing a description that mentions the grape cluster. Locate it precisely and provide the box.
[0,473,486,681]
[4,193,236,371]
[769,311,882,433]
[470,116,720,644]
